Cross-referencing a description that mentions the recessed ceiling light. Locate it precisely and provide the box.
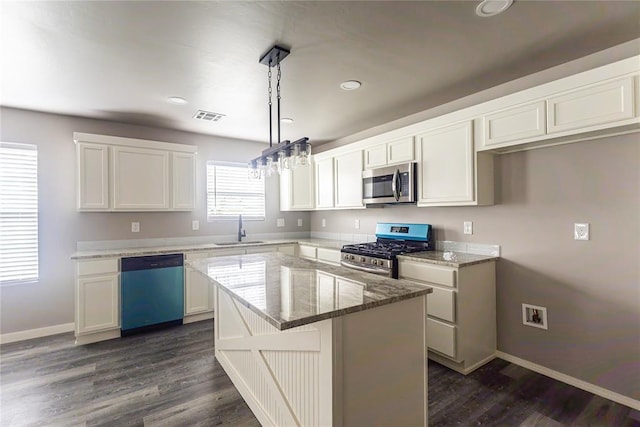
[167,96,188,105]
[476,0,513,17]
[340,80,361,91]
[281,117,294,124]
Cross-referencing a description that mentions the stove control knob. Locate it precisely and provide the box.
[372,259,378,265]
[349,255,355,261]
[360,257,366,263]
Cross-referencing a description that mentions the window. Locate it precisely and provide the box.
[206,161,265,221]
[0,143,38,284]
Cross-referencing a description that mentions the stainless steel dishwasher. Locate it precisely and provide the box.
[120,253,184,336]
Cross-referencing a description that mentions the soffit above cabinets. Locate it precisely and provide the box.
[2,1,639,146]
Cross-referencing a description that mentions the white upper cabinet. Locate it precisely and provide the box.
[417,121,475,205]
[315,157,335,209]
[547,76,635,135]
[480,100,547,149]
[77,142,109,210]
[171,152,196,210]
[364,136,415,169]
[112,146,170,210]
[334,150,364,209]
[74,133,197,212]
[280,160,315,211]
[416,121,494,207]
[387,136,415,164]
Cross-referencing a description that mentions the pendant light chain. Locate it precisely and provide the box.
[267,60,273,148]
[276,60,282,144]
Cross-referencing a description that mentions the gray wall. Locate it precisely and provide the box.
[310,134,640,400]
[0,107,310,334]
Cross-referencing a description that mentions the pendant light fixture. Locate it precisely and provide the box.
[248,44,311,179]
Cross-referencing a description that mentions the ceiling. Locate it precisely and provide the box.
[1,1,639,147]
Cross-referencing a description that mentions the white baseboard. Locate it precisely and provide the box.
[0,322,75,345]
[496,351,640,411]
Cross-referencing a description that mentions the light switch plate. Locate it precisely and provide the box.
[463,221,473,235]
[131,222,140,233]
[192,220,199,231]
[297,218,303,227]
[322,219,326,228]
[354,219,360,229]
[277,218,285,227]
[574,223,589,240]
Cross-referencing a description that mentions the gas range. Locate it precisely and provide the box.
[341,223,434,278]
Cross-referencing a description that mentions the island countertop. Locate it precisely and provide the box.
[188,252,432,331]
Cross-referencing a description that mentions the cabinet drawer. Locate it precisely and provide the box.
[246,246,277,254]
[427,287,456,322]
[317,247,340,265]
[277,245,296,256]
[77,258,119,276]
[427,318,457,358]
[298,245,317,259]
[547,77,635,134]
[398,261,456,288]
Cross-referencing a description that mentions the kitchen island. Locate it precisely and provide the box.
[189,252,432,427]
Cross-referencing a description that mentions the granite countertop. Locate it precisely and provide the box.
[188,252,432,331]
[71,238,346,260]
[398,250,497,268]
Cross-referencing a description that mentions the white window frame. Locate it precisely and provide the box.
[0,142,38,285]
[206,161,265,221]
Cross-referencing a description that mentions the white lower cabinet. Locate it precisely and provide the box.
[75,258,120,344]
[297,244,340,265]
[398,258,496,374]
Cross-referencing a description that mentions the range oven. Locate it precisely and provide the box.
[362,162,416,205]
[341,223,434,278]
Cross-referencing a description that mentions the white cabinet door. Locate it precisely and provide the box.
[172,152,196,210]
[76,274,119,334]
[281,161,314,211]
[387,136,415,164]
[547,77,635,134]
[77,143,109,210]
[185,267,213,315]
[364,144,387,169]
[112,146,170,210]
[315,157,335,209]
[298,245,317,260]
[481,100,546,148]
[334,150,364,208]
[417,121,475,205]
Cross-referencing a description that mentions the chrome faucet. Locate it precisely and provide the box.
[238,214,246,242]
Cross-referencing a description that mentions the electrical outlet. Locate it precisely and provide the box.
[297,218,303,227]
[354,219,360,229]
[131,222,140,233]
[277,218,285,227]
[322,218,326,228]
[574,223,589,240]
[522,303,548,330]
[192,220,199,231]
[463,221,473,235]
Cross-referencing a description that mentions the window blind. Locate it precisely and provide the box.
[0,143,38,284]
[207,162,265,221]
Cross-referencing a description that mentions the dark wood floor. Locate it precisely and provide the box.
[1,320,638,426]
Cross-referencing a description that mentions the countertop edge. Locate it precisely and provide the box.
[397,251,498,268]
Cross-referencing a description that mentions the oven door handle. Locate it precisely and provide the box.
[341,261,390,276]
[391,168,400,201]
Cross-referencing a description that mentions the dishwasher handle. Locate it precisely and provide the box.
[121,253,184,272]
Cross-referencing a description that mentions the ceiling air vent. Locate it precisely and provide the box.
[193,110,225,122]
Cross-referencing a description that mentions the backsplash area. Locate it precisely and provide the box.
[310,231,500,256]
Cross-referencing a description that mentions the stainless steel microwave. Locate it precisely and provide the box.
[362,162,416,205]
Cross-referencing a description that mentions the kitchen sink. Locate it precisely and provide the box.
[216,241,264,246]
